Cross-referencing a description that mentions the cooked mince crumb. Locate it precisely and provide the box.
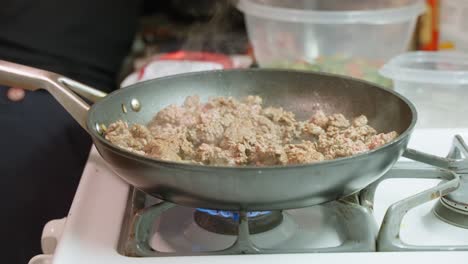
[104,95,398,166]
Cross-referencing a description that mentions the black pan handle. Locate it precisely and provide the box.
[0,60,107,132]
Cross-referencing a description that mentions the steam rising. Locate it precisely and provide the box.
[181,0,247,54]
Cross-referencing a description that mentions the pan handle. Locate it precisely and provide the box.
[0,60,107,132]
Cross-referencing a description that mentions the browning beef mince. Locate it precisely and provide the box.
[104,95,397,166]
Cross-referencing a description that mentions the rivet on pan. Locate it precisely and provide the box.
[130,98,141,112]
[121,104,128,113]
[95,123,107,135]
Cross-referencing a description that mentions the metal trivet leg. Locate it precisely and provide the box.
[376,168,462,251]
[126,201,176,256]
[221,211,261,254]
[361,135,468,251]
[296,200,377,253]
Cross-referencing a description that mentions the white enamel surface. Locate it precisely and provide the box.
[40,129,468,264]
[41,218,67,254]
[28,254,53,264]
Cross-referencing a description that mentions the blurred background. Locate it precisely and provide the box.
[120,0,468,128]
[120,0,459,81]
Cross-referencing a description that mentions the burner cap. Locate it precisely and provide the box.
[444,177,468,207]
[194,210,283,235]
[433,178,468,229]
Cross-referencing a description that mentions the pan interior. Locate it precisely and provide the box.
[89,69,414,143]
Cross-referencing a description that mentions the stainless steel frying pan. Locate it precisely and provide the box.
[0,60,417,210]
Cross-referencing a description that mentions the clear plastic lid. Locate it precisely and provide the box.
[237,0,425,24]
[379,51,468,85]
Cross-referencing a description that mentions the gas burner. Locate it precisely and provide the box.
[433,195,468,229]
[433,136,468,229]
[120,190,377,256]
[194,209,283,235]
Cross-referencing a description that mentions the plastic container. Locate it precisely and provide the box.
[380,51,468,128]
[237,0,425,86]
[439,0,468,51]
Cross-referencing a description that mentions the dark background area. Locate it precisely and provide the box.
[118,0,249,83]
[138,0,247,54]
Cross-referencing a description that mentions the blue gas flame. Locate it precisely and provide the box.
[196,208,271,221]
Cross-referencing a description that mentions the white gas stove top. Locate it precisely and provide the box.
[29,129,468,264]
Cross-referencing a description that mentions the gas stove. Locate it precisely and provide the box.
[28,129,468,264]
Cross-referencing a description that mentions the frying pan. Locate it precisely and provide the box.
[0,60,418,210]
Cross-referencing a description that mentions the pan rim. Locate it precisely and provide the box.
[87,68,417,171]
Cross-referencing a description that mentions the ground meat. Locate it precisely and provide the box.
[367,131,398,150]
[149,96,200,128]
[104,96,398,166]
[262,107,299,143]
[249,137,288,166]
[301,122,325,137]
[196,143,234,166]
[144,138,182,162]
[221,120,257,147]
[317,134,368,159]
[328,114,350,128]
[309,110,329,128]
[285,141,324,164]
[352,115,368,127]
[188,121,224,146]
[254,115,280,140]
[104,121,147,155]
[245,95,262,105]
